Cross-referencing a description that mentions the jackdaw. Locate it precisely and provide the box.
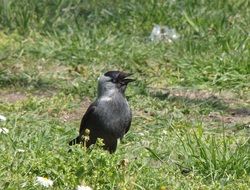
[69,71,134,153]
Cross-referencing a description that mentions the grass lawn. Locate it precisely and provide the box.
[0,0,249,189]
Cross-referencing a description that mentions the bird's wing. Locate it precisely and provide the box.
[125,112,132,134]
[79,102,97,135]
[125,121,131,134]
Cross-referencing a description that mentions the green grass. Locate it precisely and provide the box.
[0,0,250,189]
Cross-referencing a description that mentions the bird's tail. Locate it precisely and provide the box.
[69,136,81,146]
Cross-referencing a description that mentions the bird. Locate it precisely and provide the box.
[69,71,134,153]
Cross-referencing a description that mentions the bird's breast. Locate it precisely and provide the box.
[99,96,112,102]
[96,96,131,137]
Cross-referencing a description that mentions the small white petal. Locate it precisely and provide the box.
[0,115,6,121]
[0,128,9,134]
[21,182,27,188]
[77,185,93,190]
[36,176,53,187]
[138,132,144,136]
[17,149,25,153]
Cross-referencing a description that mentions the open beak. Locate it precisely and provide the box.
[119,72,135,85]
[123,78,136,84]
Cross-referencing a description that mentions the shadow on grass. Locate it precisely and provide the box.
[0,72,59,95]
[150,89,250,116]
[170,95,228,111]
[229,107,250,117]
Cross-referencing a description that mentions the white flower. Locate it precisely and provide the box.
[0,115,6,121]
[17,149,25,153]
[36,176,53,187]
[21,182,27,188]
[0,128,9,134]
[76,185,93,190]
[138,132,145,136]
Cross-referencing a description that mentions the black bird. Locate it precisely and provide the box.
[69,71,134,153]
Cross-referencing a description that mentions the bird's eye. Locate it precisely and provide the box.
[111,78,116,83]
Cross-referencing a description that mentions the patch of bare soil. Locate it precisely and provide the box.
[33,90,57,98]
[0,90,57,103]
[170,89,250,125]
[0,91,27,103]
[207,111,250,125]
[59,97,92,122]
[151,87,247,104]
[150,87,250,126]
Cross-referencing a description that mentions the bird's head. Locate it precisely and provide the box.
[98,71,135,97]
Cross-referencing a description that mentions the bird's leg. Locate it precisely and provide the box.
[103,139,117,154]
